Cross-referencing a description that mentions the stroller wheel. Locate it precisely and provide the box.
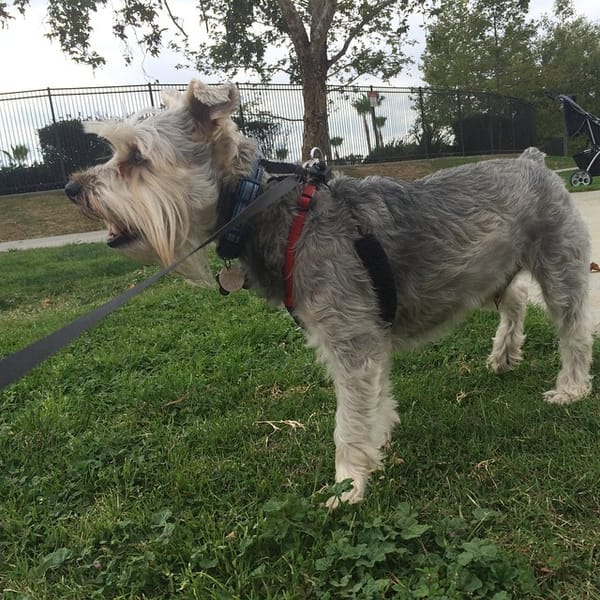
[570,170,592,186]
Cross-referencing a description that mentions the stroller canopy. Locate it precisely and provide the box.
[559,94,600,146]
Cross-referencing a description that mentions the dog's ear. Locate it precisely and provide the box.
[82,121,105,137]
[83,121,119,146]
[184,80,240,134]
[161,88,183,109]
[81,120,133,150]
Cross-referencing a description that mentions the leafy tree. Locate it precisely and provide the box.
[421,0,537,97]
[232,114,281,158]
[0,0,426,160]
[408,88,459,156]
[275,147,289,160]
[420,0,599,147]
[353,96,374,154]
[533,0,600,143]
[418,0,541,152]
[374,116,387,147]
[38,119,109,181]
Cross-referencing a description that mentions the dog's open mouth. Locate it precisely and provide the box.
[107,224,135,248]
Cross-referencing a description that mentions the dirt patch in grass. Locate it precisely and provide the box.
[3,165,438,242]
[336,160,435,180]
[0,191,103,242]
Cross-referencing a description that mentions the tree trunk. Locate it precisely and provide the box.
[300,68,330,161]
[362,115,372,155]
[277,0,335,162]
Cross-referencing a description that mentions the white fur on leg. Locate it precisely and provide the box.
[372,367,400,449]
[304,322,397,510]
[324,356,389,509]
[487,276,528,373]
[540,272,593,405]
[544,324,593,404]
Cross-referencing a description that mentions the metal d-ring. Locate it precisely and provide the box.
[310,147,323,160]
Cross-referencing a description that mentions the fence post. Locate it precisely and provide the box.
[487,93,494,153]
[418,87,429,159]
[47,87,67,183]
[148,82,155,108]
[509,97,516,151]
[456,90,465,156]
[236,83,247,135]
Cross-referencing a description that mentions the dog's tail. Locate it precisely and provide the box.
[518,147,546,165]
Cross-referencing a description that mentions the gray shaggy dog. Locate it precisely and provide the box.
[66,80,592,507]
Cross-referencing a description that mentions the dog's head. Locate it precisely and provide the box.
[65,79,257,284]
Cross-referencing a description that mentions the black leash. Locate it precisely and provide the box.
[0,175,299,391]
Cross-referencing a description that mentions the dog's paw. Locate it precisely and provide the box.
[324,483,365,511]
[486,350,522,373]
[322,477,366,511]
[543,386,590,405]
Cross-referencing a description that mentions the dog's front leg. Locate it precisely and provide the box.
[329,356,387,507]
[306,325,395,508]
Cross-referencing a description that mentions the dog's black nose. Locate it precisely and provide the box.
[65,180,82,202]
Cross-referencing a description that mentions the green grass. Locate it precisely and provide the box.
[1,245,600,598]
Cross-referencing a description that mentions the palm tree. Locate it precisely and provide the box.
[374,116,387,147]
[352,94,385,155]
[352,96,373,154]
[2,143,28,166]
[275,147,289,160]
[330,136,344,162]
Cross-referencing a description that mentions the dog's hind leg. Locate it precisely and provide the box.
[306,324,396,507]
[372,359,400,449]
[542,287,593,405]
[487,274,528,373]
[534,240,593,405]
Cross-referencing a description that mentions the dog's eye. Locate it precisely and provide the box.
[130,147,145,165]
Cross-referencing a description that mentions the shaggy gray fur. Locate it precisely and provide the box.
[66,81,592,507]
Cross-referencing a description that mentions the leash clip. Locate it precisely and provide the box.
[303,147,331,185]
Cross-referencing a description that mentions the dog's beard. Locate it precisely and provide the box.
[69,81,252,289]
[81,169,217,287]
[105,217,214,287]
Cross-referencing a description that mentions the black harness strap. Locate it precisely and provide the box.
[259,158,306,178]
[216,159,264,260]
[354,234,397,325]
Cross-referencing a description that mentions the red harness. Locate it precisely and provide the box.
[283,180,397,325]
[283,182,318,312]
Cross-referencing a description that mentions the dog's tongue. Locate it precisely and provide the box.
[107,225,133,248]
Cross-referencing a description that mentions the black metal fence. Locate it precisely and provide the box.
[0,83,536,195]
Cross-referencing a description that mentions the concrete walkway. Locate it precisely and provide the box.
[526,190,600,331]
[2,190,600,329]
[0,229,106,252]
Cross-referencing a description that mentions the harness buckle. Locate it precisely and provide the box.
[303,147,331,185]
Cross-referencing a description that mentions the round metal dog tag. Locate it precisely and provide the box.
[218,264,245,293]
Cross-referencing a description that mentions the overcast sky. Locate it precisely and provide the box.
[1,0,599,94]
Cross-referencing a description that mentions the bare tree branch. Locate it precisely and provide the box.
[311,0,337,51]
[327,0,401,68]
[277,0,310,62]
[161,0,188,41]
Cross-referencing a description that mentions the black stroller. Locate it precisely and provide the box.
[559,94,600,186]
